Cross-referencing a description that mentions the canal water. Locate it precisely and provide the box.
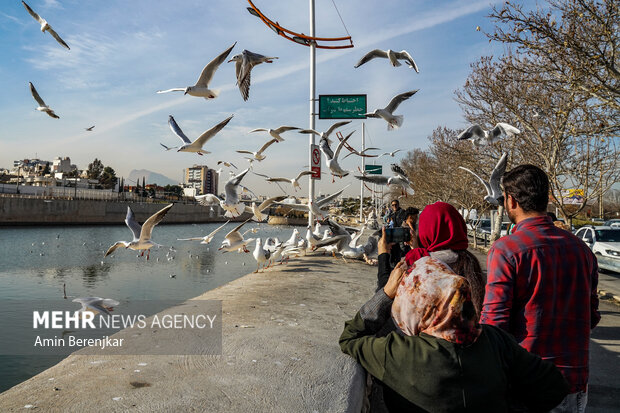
[0,222,303,392]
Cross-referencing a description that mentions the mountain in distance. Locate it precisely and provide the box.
[127,169,179,187]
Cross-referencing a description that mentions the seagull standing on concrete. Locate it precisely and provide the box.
[458,152,508,205]
[104,204,173,260]
[365,90,418,130]
[456,123,521,147]
[157,42,236,99]
[249,126,300,142]
[354,49,418,72]
[229,50,278,101]
[22,1,70,50]
[29,82,59,119]
[252,238,270,272]
[167,114,233,155]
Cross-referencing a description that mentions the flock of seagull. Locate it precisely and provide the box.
[22,1,523,276]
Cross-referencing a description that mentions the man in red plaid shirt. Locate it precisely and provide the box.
[481,164,600,412]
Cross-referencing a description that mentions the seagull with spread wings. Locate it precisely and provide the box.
[218,219,255,253]
[29,82,59,119]
[177,221,230,244]
[354,49,418,72]
[72,297,119,317]
[244,195,287,222]
[104,204,173,260]
[298,120,351,145]
[379,149,403,158]
[355,164,414,197]
[275,186,349,220]
[458,152,508,205]
[265,170,313,191]
[22,1,70,50]
[167,114,233,155]
[228,49,278,101]
[85,125,95,132]
[320,131,355,182]
[222,168,251,218]
[365,90,418,130]
[456,123,520,147]
[249,126,300,142]
[157,42,236,99]
[236,138,278,162]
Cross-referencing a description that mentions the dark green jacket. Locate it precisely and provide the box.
[339,290,569,412]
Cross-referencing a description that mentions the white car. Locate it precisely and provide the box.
[574,226,620,272]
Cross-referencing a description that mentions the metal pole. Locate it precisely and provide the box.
[360,122,365,223]
[308,0,316,227]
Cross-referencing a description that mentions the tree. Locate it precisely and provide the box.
[87,158,104,180]
[99,166,117,189]
[164,184,183,198]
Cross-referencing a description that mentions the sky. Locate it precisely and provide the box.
[0,0,513,198]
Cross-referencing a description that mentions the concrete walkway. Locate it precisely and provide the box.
[0,255,374,412]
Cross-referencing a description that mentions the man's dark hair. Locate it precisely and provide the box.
[391,200,400,206]
[404,207,419,219]
[502,164,549,213]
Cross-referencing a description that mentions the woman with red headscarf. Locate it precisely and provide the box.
[341,202,569,411]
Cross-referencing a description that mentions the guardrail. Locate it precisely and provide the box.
[467,229,492,247]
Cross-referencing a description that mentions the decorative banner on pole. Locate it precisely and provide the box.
[311,144,321,179]
[319,95,367,119]
[364,165,382,175]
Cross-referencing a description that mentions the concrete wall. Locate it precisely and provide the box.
[0,197,247,225]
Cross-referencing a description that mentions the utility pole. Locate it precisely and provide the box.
[307,0,316,227]
[359,122,365,223]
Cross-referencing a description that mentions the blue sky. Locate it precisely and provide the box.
[0,0,509,197]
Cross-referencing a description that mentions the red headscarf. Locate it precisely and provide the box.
[404,202,469,266]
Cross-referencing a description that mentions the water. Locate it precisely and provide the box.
[0,222,302,392]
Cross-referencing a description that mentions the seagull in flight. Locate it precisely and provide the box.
[22,1,70,50]
[298,121,351,145]
[229,49,278,101]
[244,196,287,222]
[354,49,418,72]
[222,168,251,218]
[177,221,230,244]
[29,82,59,119]
[355,164,414,197]
[459,152,508,205]
[219,219,255,253]
[275,186,349,220]
[236,138,278,162]
[365,90,418,130]
[379,149,403,158]
[167,114,233,155]
[72,297,119,317]
[104,204,173,260]
[266,170,313,191]
[456,123,520,147]
[217,160,238,169]
[320,131,355,182]
[85,126,95,132]
[157,42,236,99]
[160,143,178,151]
[249,126,300,142]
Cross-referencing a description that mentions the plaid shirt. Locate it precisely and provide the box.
[481,216,600,393]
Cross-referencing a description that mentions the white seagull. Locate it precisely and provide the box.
[365,90,418,130]
[218,219,255,253]
[320,131,354,181]
[177,221,230,244]
[104,204,173,260]
[276,186,349,220]
[379,149,403,158]
[160,143,178,151]
[22,1,70,50]
[222,168,251,218]
[85,126,95,132]
[458,152,508,206]
[72,297,119,317]
[229,49,278,101]
[236,138,278,162]
[195,193,221,207]
[355,164,414,197]
[249,126,300,142]
[217,160,238,169]
[252,238,270,272]
[456,123,521,147]
[298,121,351,144]
[244,195,287,222]
[157,42,236,99]
[266,170,313,191]
[167,114,233,155]
[354,49,418,72]
[29,82,59,119]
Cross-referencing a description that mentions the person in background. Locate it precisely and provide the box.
[482,164,600,412]
[340,238,569,412]
[385,199,407,228]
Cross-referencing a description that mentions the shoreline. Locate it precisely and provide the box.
[0,254,373,411]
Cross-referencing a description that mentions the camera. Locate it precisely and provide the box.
[384,227,411,244]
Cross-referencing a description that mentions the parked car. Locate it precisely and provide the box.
[604,219,620,227]
[591,218,605,224]
[574,225,620,272]
[467,219,491,234]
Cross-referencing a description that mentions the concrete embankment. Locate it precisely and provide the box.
[0,255,373,412]
[0,197,249,225]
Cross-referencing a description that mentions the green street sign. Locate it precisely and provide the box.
[365,165,382,174]
[319,95,367,119]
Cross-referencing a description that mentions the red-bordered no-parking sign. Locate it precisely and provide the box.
[311,144,321,180]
